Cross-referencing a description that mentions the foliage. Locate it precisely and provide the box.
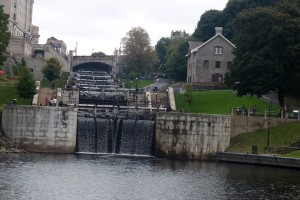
[156,30,190,81]
[192,0,280,42]
[40,71,69,89]
[155,37,170,71]
[183,84,193,112]
[16,61,37,101]
[121,27,158,74]
[227,122,300,156]
[175,90,279,114]
[165,39,189,81]
[0,82,31,108]
[226,2,300,109]
[192,10,224,41]
[0,5,10,66]
[43,58,62,89]
[12,58,26,76]
[91,51,106,57]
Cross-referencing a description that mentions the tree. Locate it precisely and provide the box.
[43,58,62,89]
[91,51,106,57]
[184,84,194,112]
[165,31,190,81]
[0,5,10,66]
[12,58,27,76]
[192,10,224,41]
[16,60,37,102]
[226,2,300,109]
[155,37,170,71]
[121,27,158,75]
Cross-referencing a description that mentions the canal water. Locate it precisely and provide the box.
[0,153,300,200]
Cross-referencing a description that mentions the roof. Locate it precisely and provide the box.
[191,33,236,54]
[188,41,203,50]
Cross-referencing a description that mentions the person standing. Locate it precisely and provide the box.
[252,105,256,116]
[53,97,57,106]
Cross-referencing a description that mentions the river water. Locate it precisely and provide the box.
[0,153,300,200]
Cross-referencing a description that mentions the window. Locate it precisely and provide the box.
[214,46,223,55]
[215,61,221,68]
[203,60,209,69]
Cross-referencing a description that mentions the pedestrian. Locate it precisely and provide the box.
[252,105,256,116]
[45,97,48,106]
[53,97,57,106]
[49,98,53,106]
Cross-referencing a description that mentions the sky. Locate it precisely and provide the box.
[32,0,228,56]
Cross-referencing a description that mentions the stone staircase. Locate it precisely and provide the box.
[275,141,300,154]
[38,88,56,105]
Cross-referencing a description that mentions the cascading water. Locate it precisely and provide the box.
[77,117,155,156]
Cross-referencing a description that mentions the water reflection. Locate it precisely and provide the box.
[0,154,300,200]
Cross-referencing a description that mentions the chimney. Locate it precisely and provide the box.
[215,27,223,35]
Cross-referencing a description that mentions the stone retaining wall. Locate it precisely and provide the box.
[216,152,300,169]
[2,105,77,153]
[155,112,231,159]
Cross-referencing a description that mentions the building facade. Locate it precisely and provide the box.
[0,0,34,56]
[187,27,236,83]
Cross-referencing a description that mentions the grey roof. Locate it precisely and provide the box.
[191,33,236,53]
[188,41,203,50]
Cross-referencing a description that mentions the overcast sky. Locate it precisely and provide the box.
[32,0,228,56]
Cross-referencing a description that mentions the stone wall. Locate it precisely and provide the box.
[155,112,231,159]
[2,105,77,153]
[216,152,300,169]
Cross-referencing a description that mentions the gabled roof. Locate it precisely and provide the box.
[188,41,203,50]
[191,33,236,54]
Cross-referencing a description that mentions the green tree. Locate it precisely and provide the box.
[192,10,224,41]
[12,58,27,76]
[0,5,10,66]
[17,60,37,102]
[43,58,62,89]
[226,2,300,109]
[155,37,170,71]
[184,84,194,112]
[91,51,106,57]
[165,31,190,81]
[121,27,158,75]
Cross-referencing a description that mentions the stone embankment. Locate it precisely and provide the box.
[216,152,300,169]
[0,136,25,153]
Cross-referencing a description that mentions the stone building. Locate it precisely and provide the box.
[0,0,71,73]
[0,0,34,57]
[186,27,236,83]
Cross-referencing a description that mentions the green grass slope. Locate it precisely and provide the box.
[227,122,300,156]
[175,90,279,115]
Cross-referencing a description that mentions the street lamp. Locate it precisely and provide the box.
[267,99,272,149]
[135,77,138,92]
[156,92,158,110]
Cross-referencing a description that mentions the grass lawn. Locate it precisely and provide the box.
[40,72,70,89]
[175,90,279,115]
[227,122,300,156]
[0,83,32,109]
[121,79,154,89]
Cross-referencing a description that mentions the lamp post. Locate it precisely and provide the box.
[156,92,158,110]
[166,89,169,108]
[267,99,272,149]
[135,77,138,92]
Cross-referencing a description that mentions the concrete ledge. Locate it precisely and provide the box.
[216,152,300,169]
